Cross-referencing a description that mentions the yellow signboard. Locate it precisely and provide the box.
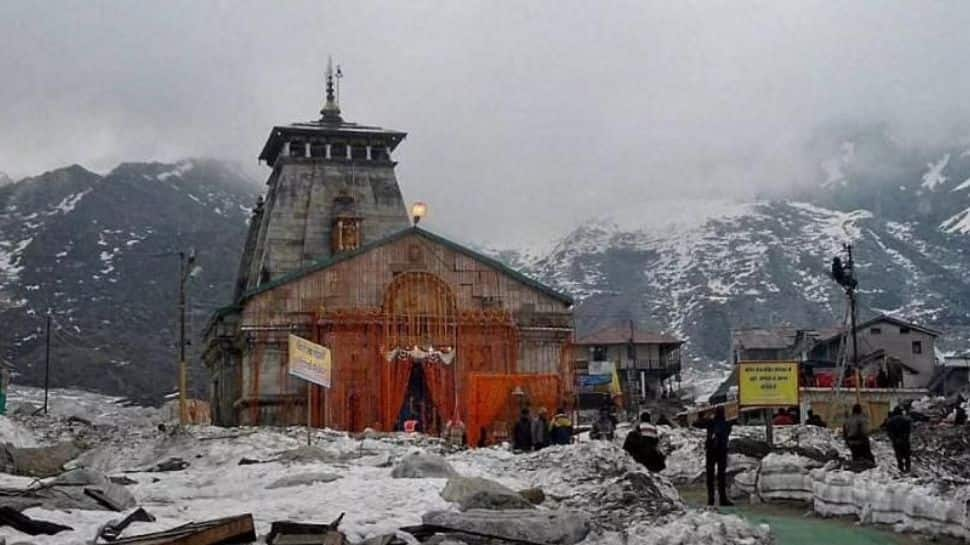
[288,334,332,388]
[738,361,799,407]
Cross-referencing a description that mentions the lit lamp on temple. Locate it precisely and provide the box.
[411,201,428,226]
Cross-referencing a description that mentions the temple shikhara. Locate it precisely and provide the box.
[204,61,574,444]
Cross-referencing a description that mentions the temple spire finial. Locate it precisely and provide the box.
[321,56,343,122]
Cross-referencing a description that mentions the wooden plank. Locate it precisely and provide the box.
[0,506,72,536]
[84,487,125,512]
[110,514,255,545]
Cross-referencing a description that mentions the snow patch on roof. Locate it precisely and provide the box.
[920,153,950,190]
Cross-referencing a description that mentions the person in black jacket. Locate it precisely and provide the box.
[512,408,533,452]
[624,412,666,472]
[694,406,734,506]
[884,406,912,473]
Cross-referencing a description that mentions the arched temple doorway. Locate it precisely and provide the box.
[382,271,458,432]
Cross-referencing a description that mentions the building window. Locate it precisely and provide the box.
[330,143,347,159]
[351,145,367,160]
[371,147,388,161]
[912,341,922,354]
[289,141,305,157]
[899,327,911,334]
[331,218,361,253]
[870,327,882,335]
[592,345,608,361]
[310,141,326,158]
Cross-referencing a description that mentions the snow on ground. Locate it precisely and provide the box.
[718,422,970,541]
[678,365,732,404]
[7,385,162,430]
[0,417,37,448]
[0,388,772,545]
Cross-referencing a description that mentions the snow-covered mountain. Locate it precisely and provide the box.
[0,160,259,402]
[519,199,970,364]
[492,139,970,368]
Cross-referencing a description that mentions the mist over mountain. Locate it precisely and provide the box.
[4,131,970,400]
[0,159,259,403]
[494,135,970,367]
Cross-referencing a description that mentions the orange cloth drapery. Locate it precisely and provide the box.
[422,361,456,428]
[467,373,562,447]
[383,357,413,431]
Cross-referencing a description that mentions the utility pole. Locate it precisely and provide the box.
[831,243,862,412]
[178,249,196,424]
[44,311,51,415]
[845,244,859,372]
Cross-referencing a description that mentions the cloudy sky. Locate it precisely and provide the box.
[3,1,970,244]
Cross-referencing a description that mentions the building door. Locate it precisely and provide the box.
[398,363,436,433]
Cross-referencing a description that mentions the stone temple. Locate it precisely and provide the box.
[204,61,574,446]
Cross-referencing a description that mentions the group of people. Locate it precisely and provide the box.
[770,408,828,427]
[844,399,968,474]
[511,407,574,451]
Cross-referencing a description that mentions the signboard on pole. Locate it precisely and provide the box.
[588,360,615,376]
[738,361,799,407]
[288,335,332,388]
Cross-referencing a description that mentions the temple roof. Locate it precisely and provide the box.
[575,325,683,346]
[238,226,574,306]
[258,119,407,164]
[259,59,407,164]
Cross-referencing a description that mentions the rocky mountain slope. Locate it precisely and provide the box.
[502,141,970,367]
[0,160,259,402]
[6,136,970,400]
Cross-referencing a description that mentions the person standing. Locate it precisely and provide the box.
[843,404,874,463]
[695,406,734,506]
[884,406,912,473]
[549,408,573,445]
[512,408,533,452]
[772,409,794,426]
[806,410,827,427]
[954,396,967,425]
[531,407,550,450]
[590,406,616,440]
[624,412,666,472]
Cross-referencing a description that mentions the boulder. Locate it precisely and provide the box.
[11,402,39,416]
[440,476,516,502]
[422,509,590,545]
[728,437,771,459]
[518,487,545,505]
[49,468,107,486]
[391,452,456,479]
[440,476,533,511]
[459,491,534,511]
[266,472,342,489]
[0,442,83,478]
[357,453,392,468]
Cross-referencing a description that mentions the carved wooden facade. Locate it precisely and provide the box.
[205,228,573,441]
